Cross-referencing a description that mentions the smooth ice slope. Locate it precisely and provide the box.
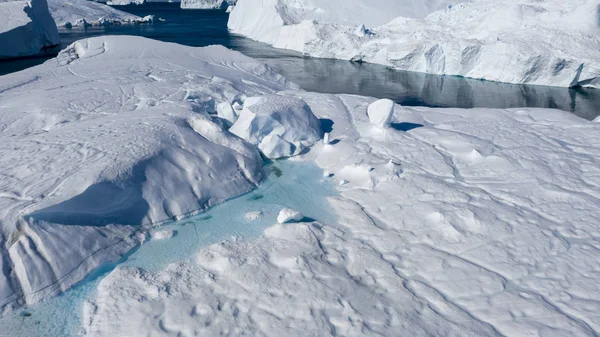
[47,0,144,27]
[0,36,296,310]
[181,0,235,9]
[86,92,600,336]
[0,0,60,58]
[229,0,600,87]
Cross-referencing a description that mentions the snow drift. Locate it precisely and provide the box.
[0,0,60,59]
[229,0,600,88]
[0,36,296,310]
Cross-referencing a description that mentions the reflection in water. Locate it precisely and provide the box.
[259,56,600,120]
[0,3,598,120]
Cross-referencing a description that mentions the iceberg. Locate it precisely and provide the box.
[0,0,60,59]
[181,0,235,9]
[85,91,600,337]
[229,95,323,159]
[47,0,147,27]
[107,0,145,5]
[0,36,297,310]
[229,0,600,88]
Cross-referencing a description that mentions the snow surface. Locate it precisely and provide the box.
[0,36,298,310]
[180,0,235,9]
[47,0,145,27]
[229,0,600,88]
[85,91,600,336]
[229,95,323,159]
[0,0,60,59]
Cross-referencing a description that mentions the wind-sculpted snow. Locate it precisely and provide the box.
[47,0,147,27]
[0,36,297,310]
[229,0,600,88]
[0,0,60,58]
[86,92,600,336]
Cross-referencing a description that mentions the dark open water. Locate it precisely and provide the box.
[1,3,598,120]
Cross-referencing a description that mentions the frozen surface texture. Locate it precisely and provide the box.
[0,36,296,310]
[181,0,235,9]
[230,95,323,158]
[47,0,145,27]
[229,0,600,87]
[0,0,60,58]
[86,91,600,336]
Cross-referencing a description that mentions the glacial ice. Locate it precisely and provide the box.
[229,95,323,159]
[367,98,394,128]
[181,0,235,9]
[84,91,600,337]
[276,208,304,224]
[229,0,600,88]
[0,0,60,58]
[0,36,296,310]
[47,0,147,27]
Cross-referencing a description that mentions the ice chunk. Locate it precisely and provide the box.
[216,101,238,125]
[244,211,263,221]
[0,35,296,309]
[229,95,323,159]
[277,208,304,224]
[228,0,600,88]
[150,229,176,240]
[0,0,60,59]
[181,0,236,9]
[367,99,395,128]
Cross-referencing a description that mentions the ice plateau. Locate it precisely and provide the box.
[228,0,600,88]
[0,36,298,310]
[0,0,60,59]
[85,91,600,336]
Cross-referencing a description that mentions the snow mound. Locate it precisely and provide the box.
[229,0,600,88]
[367,98,394,128]
[150,229,176,240]
[87,92,600,336]
[0,0,60,59]
[277,208,304,224]
[230,95,323,159]
[0,35,296,310]
[47,0,145,27]
[181,0,236,9]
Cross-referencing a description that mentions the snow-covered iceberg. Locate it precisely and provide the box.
[181,0,235,9]
[107,0,145,5]
[85,91,600,336]
[0,0,60,59]
[0,36,296,310]
[229,0,600,88]
[47,0,148,27]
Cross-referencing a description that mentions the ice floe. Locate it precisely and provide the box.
[0,35,296,310]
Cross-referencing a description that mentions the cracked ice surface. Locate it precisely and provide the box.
[0,36,296,310]
[85,92,600,336]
